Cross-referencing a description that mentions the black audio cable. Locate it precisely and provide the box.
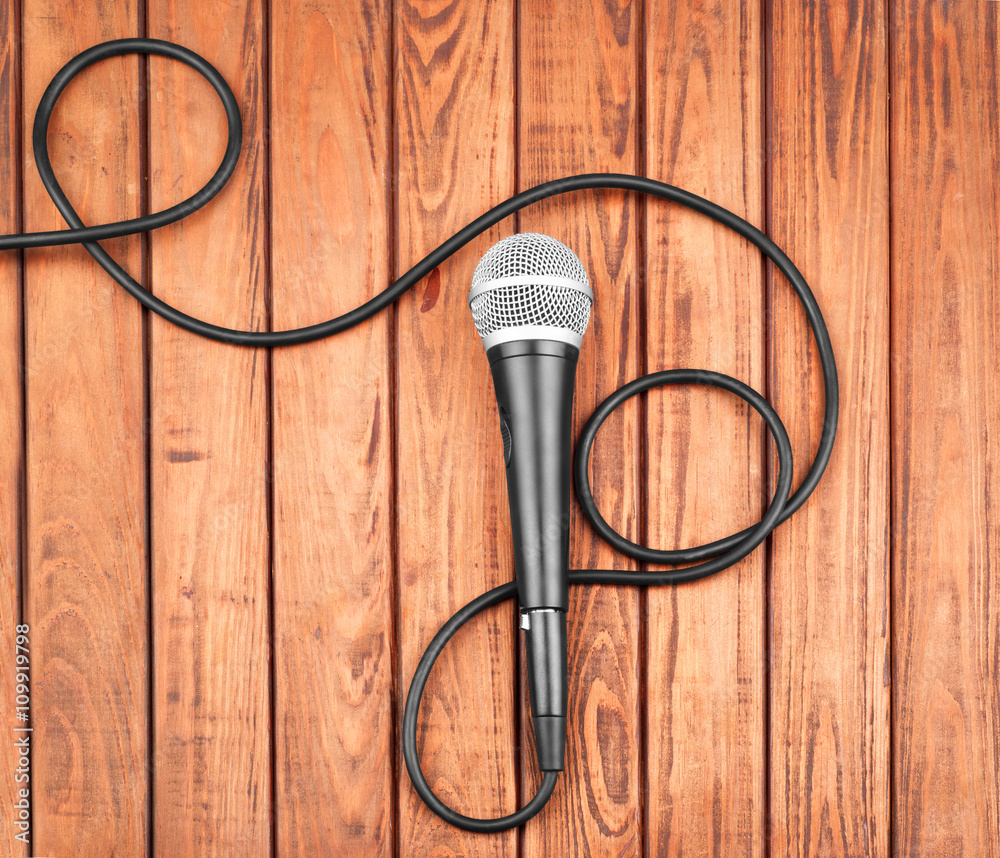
[0,39,838,833]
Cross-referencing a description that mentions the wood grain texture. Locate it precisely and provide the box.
[147,0,270,854]
[270,1,393,854]
[518,1,642,853]
[7,2,1000,855]
[393,1,518,854]
[767,0,890,855]
[21,1,148,854]
[643,0,766,854]
[890,2,1000,854]
[0,4,26,855]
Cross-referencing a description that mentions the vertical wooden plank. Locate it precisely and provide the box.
[768,0,890,854]
[518,1,642,853]
[0,3,26,855]
[394,0,518,854]
[643,0,766,854]
[21,1,148,855]
[270,1,393,854]
[891,2,1000,854]
[147,1,270,854]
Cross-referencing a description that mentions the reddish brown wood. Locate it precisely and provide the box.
[0,4,26,855]
[643,0,766,853]
[270,1,394,854]
[891,2,1000,854]
[393,1,519,854]
[518,1,642,853]
[21,1,148,854]
[768,0,891,854]
[6,2,1000,855]
[147,1,270,854]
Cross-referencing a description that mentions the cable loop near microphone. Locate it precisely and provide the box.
[1,38,839,834]
[575,369,794,577]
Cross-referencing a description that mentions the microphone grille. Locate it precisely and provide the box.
[469,233,592,349]
[471,232,589,286]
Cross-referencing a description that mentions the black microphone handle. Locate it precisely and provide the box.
[486,338,580,772]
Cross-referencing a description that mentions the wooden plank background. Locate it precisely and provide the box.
[644,2,766,854]
[0,1,997,856]
[768,1,891,855]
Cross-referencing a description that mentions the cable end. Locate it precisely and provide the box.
[523,609,568,771]
[533,715,567,771]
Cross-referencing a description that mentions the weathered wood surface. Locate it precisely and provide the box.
[270,2,394,855]
[644,0,767,854]
[891,1,1000,854]
[767,0,892,855]
[0,1,997,855]
[147,1,271,854]
[394,2,519,854]
[22,1,148,855]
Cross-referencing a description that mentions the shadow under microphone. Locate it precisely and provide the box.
[468,233,593,773]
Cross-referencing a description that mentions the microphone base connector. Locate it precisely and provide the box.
[532,715,567,772]
[522,608,568,772]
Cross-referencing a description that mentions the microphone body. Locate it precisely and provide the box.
[487,339,578,771]
[469,233,593,774]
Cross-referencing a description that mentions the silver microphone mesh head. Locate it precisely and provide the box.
[469,233,593,350]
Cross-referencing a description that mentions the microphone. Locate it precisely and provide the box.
[468,232,593,772]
